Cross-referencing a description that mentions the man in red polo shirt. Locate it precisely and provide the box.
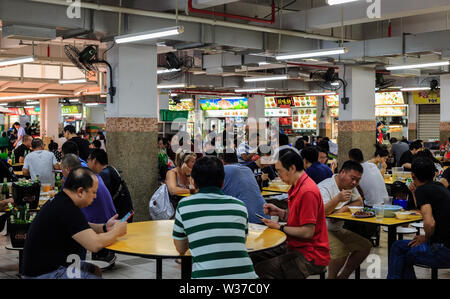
[251,149,330,279]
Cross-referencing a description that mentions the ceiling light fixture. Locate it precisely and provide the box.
[58,78,88,84]
[386,61,450,71]
[157,68,181,74]
[244,75,288,82]
[276,47,348,60]
[115,26,184,44]
[327,0,360,5]
[0,94,63,100]
[157,83,186,89]
[305,92,337,96]
[400,87,432,91]
[0,56,35,67]
[26,101,40,105]
[235,88,267,93]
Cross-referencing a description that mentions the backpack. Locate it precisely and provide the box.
[109,167,134,222]
[149,184,174,220]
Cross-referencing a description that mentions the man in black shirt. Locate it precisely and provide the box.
[13,135,32,163]
[387,157,450,279]
[22,167,127,279]
[439,167,450,190]
[63,125,91,162]
[398,140,423,171]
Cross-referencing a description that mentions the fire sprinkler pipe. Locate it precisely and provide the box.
[188,0,275,24]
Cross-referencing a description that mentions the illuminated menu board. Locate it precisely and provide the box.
[325,95,339,107]
[375,92,404,105]
[292,108,317,130]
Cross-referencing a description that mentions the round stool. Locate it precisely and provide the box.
[411,222,424,236]
[383,227,417,240]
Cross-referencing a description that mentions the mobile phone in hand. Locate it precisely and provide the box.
[255,213,266,220]
[121,211,134,223]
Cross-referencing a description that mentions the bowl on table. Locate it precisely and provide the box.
[348,206,364,214]
[395,212,410,220]
[383,205,403,218]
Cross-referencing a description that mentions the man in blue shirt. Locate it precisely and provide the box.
[220,152,269,224]
[62,141,89,167]
[302,146,333,184]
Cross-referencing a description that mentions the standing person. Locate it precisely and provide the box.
[22,138,60,185]
[172,156,258,279]
[318,160,372,279]
[63,125,91,162]
[399,140,423,171]
[390,137,409,167]
[219,151,269,224]
[22,167,127,279]
[25,122,32,136]
[95,131,106,151]
[251,150,330,279]
[87,149,134,222]
[13,135,32,163]
[301,146,333,184]
[12,122,26,149]
[387,157,450,279]
[0,132,9,152]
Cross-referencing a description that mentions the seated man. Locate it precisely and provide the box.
[220,152,269,224]
[302,146,333,184]
[23,138,60,185]
[62,141,88,167]
[387,157,450,279]
[13,134,32,163]
[172,156,258,279]
[251,149,330,279]
[87,149,134,221]
[399,140,423,171]
[318,160,372,279]
[22,167,127,279]
[245,145,277,187]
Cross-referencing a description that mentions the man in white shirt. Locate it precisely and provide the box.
[13,122,26,149]
[318,160,372,279]
[23,138,60,185]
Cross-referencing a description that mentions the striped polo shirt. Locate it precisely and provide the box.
[172,186,258,279]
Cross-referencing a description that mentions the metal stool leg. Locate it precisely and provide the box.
[432,268,438,280]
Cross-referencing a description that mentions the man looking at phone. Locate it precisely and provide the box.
[22,167,127,279]
[317,160,372,279]
[252,150,330,279]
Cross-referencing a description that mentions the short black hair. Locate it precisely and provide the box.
[219,151,238,164]
[411,157,436,182]
[374,144,389,158]
[318,140,330,152]
[92,140,101,149]
[390,137,398,144]
[64,167,97,192]
[63,125,76,134]
[62,140,79,156]
[48,140,58,151]
[89,149,108,165]
[278,133,289,146]
[301,146,318,163]
[191,157,225,189]
[294,137,305,151]
[317,146,327,154]
[340,160,364,174]
[348,148,364,163]
[279,150,304,172]
[13,122,20,127]
[410,140,423,151]
[31,138,43,149]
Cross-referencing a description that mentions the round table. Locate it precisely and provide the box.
[106,220,286,279]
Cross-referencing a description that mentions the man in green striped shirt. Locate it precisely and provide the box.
[172,156,258,279]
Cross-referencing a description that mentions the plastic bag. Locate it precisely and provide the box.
[149,184,174,220]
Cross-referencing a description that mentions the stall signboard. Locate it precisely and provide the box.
[204,109,248,118]
[329,107,339,117]
[62,106,80,114]
[375,92,404,105]
[265,108,291,117]
[169,99,194,111]
[25,107,40,115]
[199,98,248,110]
[265,96,317,108]
[325,95,340,107]
[6,108,25,116]
[375,106,407,117]
[412,90,440,104]
[292,108,317,130]
[293,96,317,107]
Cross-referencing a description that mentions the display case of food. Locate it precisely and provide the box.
[329,107,339,118]
[375,92,404,105]
[325,95,339,107]
[291,108,317,130]
[375,106,407,117]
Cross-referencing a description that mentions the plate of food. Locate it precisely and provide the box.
[352,210,375,218]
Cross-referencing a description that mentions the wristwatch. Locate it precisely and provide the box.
[279,224,286,233]
[102,224,108,233]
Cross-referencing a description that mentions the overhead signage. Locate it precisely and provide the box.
[62,105,80,114]
[265,96,317,108]
[375,92,405,105]
[199,98,248,110]
[412,90,440,104]
[169,99,194,111]
[204,109,248,118]
[6,108,25,116]
[325,95,339,107]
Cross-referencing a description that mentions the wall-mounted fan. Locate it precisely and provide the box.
[310,67,350,109]
[64,45,116,103]
[159,52,194,81]
[376,73,396,90]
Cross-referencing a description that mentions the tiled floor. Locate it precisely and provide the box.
[1,227,450,279]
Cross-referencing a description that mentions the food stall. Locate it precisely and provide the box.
[375,92,408,140]
[325,95,339,140]
[62,105,84,132]
[168,98,195,138]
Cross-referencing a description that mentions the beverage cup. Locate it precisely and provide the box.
[42,184,51,193]
[374,205,384,221]
[271,216,279,222]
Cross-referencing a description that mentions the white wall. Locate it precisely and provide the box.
[87,106,106,124]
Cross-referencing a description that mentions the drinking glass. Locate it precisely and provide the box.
[374,205,384,221]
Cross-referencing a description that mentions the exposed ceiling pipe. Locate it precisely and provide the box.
[29,0,354,42]
[286,62,338,69]
[188,0,275,24]
[171,89,307,97]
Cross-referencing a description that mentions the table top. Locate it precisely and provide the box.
[106,220,286,258]
[178,190,285,198]
[326,211,423,226]
[384,176,407,185]
[262,184,290,193]
[14,171,23,176]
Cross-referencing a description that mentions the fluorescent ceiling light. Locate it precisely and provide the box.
[305,92,337,96]
[258,62,271,66]
[244,75,288,82]
[0,56,35,67]
[387,86,403,89]
[157,68,181,74]
[0,94,63,100]
[221,97,246,100]
[157,83,186,89]
[59,78,87,84]
[276,47,347,60]
[26,101,40,105]
[331,82,340,86]
[69,99,79,102]
[400,87,431,91]
[327,0,360,5]
[23,106,35,109]
[386,61,450,71]
[85,103,99,106]
[0,103,8,106]
[115,26,184,44]
[235,88,266,93]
